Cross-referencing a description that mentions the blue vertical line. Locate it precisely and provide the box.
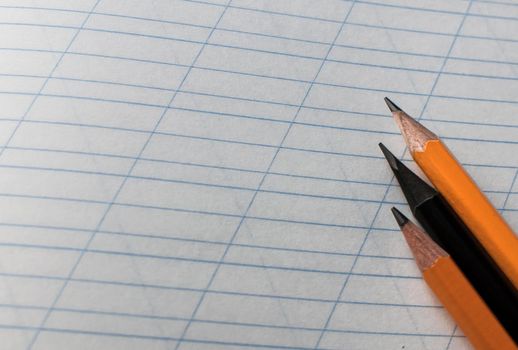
[445,325,458,350]
[172,2,359,349]
[0,1,102,160]
[313,1,474,349]
[24,1,234,349]
[501,167,518,211]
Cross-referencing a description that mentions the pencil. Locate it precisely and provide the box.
[385,97,518,290]
[380,143,518,340]
[391,208,517,350]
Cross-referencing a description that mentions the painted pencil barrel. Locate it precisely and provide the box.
[423,257,517,350]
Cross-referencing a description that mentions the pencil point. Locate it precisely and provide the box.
[384,97,402,113]
[378,143,398,171]
[379,144,436,215]
[390,104,438,153]
[391,207,408,228]
[396,216,448,271]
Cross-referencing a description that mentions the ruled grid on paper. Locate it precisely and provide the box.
[1,0,518,349]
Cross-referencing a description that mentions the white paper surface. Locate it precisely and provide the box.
[0,0,516,349]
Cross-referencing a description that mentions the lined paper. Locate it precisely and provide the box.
[0,0,517,349]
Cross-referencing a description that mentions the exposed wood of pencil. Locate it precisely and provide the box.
[392,208,517,350]
[385,97,518,289]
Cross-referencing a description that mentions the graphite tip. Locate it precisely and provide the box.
[391,207,409,228]
[384,99,438,153]
[384,97,402,113]
[394,212,448,271]
[378,143,437,213]
[378,143,398,171]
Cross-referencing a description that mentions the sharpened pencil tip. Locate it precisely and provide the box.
[379,143,437,213]
[396,213,448,271]
[384,97,402,113]
[387,100,438,153]
[378,143,399,171]
[391,207,409,228]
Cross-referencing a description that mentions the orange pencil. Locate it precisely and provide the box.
[391,208,517,350]
[385,97,518,289]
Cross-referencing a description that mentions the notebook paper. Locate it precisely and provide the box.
[1,0,517,349]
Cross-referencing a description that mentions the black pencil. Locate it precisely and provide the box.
[379,143,518,342]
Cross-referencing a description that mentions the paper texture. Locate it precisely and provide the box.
[0,0,516,349]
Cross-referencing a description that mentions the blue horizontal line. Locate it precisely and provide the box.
[75,27,518,76]
[5,85,518,141]
[19,41,518,98]
[12,47,518,95]
[93,199,518,225]
[0,272,423,305]
[0,160,509,201]
[4,187,513,233]
[0,221,409,260]
[0,242,418,277]
[0,167,397,205]
[2,7,518,73]
[0,304,452,337]
[3,0,516,29]
[39,108,518,147]
[0,186,403,235]
[0,146,516,187]
[356,1,464,17]
[1,184,511,231]
[6,142,517,174]
[3,54,518,132]
[3,18,518,59]
[472,0,518,7]
[4,47,518,131]
[182,0,343,23]
[0,191,402,231]
[0,324,312,350]
[346,19,518,47]
[0,303,452,349]
[2,300,442,329]
[0,324,461,349]
[104,12,518,45]
[67,55,518,86]
[0,159,509,212]
[0,160,394,189]
[5,93,518,150]
[102,231,411,260]
[181,0,494,37]
[3,2,518,80]
[359,0,518,25]
[0,2,513,69]
[231,57,518,84]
